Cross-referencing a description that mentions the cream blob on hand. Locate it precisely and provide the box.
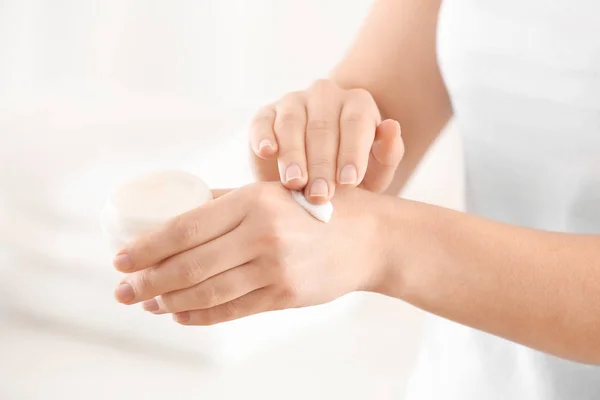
[290,190,334,223]
[100,170,213,253]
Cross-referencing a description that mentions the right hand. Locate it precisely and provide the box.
[249,79,404,204]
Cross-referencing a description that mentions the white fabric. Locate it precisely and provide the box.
[406,1,600,399]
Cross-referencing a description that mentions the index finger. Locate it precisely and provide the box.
[249,107,281,182]
[113,188,245,273]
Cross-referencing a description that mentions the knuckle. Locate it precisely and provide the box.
[255,184,286,211]
[196,284,221,308]
[349,87,374,101]
[306,118,336,134]
[277,282,299,307]
[177,255,203,284]
[337,145,361,159]
[251,114,271,127]
[274,111,304,133]
[281,91,305,103]
[135,269,153,293]
[198,313,215,326]
[221,300,237,320]
[341,111,366,124]
[309,155,334,169]
[172,216,201,246]
[249,186,273,211]
[256,229,280,250]
[278,149,305,165]
[310,78,334,92]
[255,221,289,257]
[251,108,275,125]
[252,181,271,199]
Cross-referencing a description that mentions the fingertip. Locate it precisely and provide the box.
[142,298,160,313]
[304,194,333,205]
[338,164,359,186]
[114,282,135,304]
[372,119,404,167]
[305,178,334,204]
[113,253,133,272]
[377,119,402,140]
[279,162,307,190]
[173,311,190,324]
[254,139,278,159]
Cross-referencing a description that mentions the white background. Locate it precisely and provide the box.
[0,1,463,399]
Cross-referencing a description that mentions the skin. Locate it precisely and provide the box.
[113,0,600,366]
[114,184,600,365]
[250,0,451,200]
[113,185,384,323]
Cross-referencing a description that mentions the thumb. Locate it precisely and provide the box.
[360,119,404,193]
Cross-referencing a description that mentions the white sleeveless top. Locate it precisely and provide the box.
[406,1,600,399]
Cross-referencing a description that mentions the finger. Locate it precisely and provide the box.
[337,89,380,187]
[360,119,404,193]
[249,107,281,183]
[304,80,341,204]
[273,92,308,190]
[116,225,256,305]
[173,287,277,326]
[146,262,269,314]
[249,106,278,159]
[249,146,280,182]
[113,188,246,273]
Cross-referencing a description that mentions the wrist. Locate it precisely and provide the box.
[330,187,434,299]
[329,188,395,293]
[368,195,433,299]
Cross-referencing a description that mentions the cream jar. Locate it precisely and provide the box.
[100,170,213,253]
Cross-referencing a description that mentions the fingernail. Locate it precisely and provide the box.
[258,139,273,152]
[339,164,358,185]
[113,253,132,271]
[285,164,302,182]
[174,311,190,324]
[309,178,329,197]
[142,298,159,312]
[115,283,135,303]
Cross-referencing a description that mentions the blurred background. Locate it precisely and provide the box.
[0,1,463,399]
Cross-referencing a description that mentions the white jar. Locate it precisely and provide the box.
[100,169,213,254]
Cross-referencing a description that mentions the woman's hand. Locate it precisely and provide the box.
[112,182,387,325]
[250,79,404,204]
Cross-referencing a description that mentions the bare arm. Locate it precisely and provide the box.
[372,195,600,364]
[330,0,452,194]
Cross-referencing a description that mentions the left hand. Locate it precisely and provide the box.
[112,182,385,325]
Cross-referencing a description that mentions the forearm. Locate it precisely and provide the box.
[330,0,452,194]
[373,195,600,364]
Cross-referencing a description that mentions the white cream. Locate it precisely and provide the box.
[100,170,333,253]
[290,190,334,223]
